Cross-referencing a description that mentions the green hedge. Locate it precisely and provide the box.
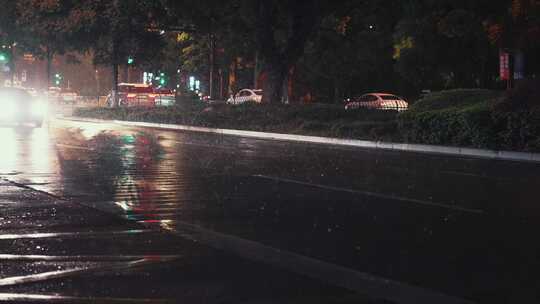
[75,89,540,152]
[75,102,401,142]
[399,102,498,148]
[399,88,540,152]
[410,89,502,112]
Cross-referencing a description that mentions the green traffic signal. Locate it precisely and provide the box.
[127,57,134,65]
[0,53,8,62]
[54,73,63,86]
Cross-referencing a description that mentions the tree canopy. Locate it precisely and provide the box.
[0,0,539,102]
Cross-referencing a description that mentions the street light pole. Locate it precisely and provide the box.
[209,33,216,99]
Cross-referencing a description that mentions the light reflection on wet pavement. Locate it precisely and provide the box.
[2,118,540,303]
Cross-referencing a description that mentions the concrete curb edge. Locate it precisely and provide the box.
[59,116,540,163]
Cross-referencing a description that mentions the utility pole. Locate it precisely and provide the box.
[110,0,120,107]
[507,50,513,90]
[209,11,216,100]
[95,69,100,97]
[209,34,215,99]
[112,39,119,107]
[46,46,52,90]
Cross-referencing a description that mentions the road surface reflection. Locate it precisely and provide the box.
[2,121,540,303]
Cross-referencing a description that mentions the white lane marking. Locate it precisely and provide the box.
[253,174,484,214]
[0,230,151,240]
[0,254,181,262]
[0,293,173,303]
[0,257,178,287]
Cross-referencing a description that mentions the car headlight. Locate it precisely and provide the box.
[31,101,47,116]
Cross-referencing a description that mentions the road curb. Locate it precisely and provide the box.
[59,116,540,163]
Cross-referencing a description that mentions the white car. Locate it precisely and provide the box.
[227,89,263,105]
[47,87,62,98]
[345,93,408,111]
[24,87,39,97]
[60,89,79,104]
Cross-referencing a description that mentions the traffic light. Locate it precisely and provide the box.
[0,52,9,63]
[127,56,134,65]
[54,73,63,86]
[159,72,167,86]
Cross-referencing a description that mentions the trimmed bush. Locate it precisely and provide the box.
[400,89,502,148]
[410,89,502,112]
[74,102,400,142]
[491,80,540,151]
[74,88,540,152]
[400,102,497,148]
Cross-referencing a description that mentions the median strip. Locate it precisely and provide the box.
[58,117,540,163]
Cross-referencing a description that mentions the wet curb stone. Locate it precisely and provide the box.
[62,117,540,163]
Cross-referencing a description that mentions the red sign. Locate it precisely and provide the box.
[500,51,510,80]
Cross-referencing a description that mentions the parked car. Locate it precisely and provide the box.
[153,88,176,106]
[344,93,408,111]
[107,83,155,107]
[0,87,46,127]
[47,87,62,99]
[60,89,79,104]
[24,87,39,97]
[227,89,263,105]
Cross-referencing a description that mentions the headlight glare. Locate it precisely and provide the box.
[0,101,16,118]
[31,101,47,116]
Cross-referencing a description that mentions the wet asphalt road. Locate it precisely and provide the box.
[1,117,540,303]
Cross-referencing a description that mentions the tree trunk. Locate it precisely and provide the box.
[254,51,260,89]
[334,83,340,103]
[228,59,237,96]
[123,65,129,83]
[218,68,224,100]
[262,62,286,104]
[508,50,515,90]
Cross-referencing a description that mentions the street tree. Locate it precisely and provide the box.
[392,0,502,90]
[250,0,335,103]
[297,0,404,102]
[164,0,345,103]
[485,0,540,84]
[15,0,78,88]
[69,0,166,106]
[163,0,254,99]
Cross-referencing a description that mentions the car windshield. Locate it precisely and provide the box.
[381,95,401,100]
[131,87,153,93]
